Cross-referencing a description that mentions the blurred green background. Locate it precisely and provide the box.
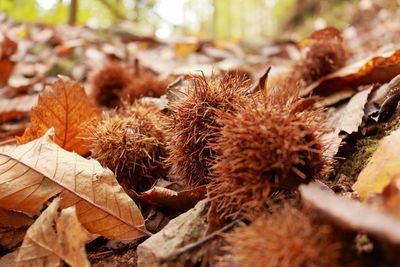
[0,0,396,40]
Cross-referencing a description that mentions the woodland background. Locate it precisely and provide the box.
[2,0,393,40]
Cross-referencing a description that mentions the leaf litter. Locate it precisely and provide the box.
[1,5,400,267]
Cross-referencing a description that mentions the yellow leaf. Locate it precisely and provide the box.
[16,76,100,156]
[353,128,400,201]
[15,198,90,267]
[0,128,147,240]
[175,42,198,59]
[370,177,400,219]
[18,27,28,39]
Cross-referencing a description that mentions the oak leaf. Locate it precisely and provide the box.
[16,76,100,155]
[0,128,147,240]
[15,198,90,267]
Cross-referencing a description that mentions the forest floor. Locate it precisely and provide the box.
[1,3,400,267]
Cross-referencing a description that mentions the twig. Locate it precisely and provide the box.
[88,250,114,260]
[160,217,242,263]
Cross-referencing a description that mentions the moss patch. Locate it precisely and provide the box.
[325,115,400,185]
[329,137,379,183]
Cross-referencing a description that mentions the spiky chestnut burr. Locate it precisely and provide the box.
[90,60,170,108]
[87,102,168,192]
[166,75,250,186]
[294,27,347,85]
[207,89,327,219]
[223,204,345,267]
[90,62,130,108]
[120,73,170,102]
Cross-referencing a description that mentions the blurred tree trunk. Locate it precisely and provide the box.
[68,0,77,25]
[134,0,139,23]
[212,0,217,39]
[98,0,127,20]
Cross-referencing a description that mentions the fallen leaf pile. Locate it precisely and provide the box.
[15,198,90,267]
[1,127,146,238]
[1,3,400,266]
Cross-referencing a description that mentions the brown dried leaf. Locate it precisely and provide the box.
[2,82,38,97]
[0,209,34,250]
[0,124,25,144]
[307,27,343,42]
[0,128,147,240]
[303,50,400,99]
[335,86,372,135]
[165,76,189,103]
[16,76,100,155]
[0,208,34,228]
[0,228,27,251]
[137,185,206,211]
[378,74,400,121]
[364,83,391,121]
[0,251,18,266]
[0,94,38,123]
[15,198,90,267]
[247,66,270,94]
[144,207,171,233]
[300,183,400,245]
[0,35,17,86]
